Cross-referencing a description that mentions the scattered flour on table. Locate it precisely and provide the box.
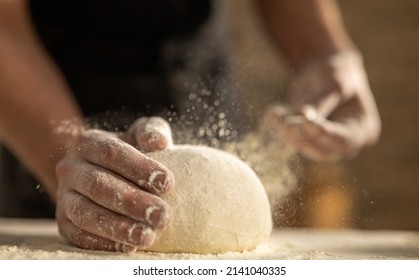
[0,240,335,260]
[2,220,419,259]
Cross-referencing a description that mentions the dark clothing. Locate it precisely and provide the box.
[1,0,214,218]
[0,149,55,218]
[29,0,211,117]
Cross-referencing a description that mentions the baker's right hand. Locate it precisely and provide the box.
[55,117,175,253]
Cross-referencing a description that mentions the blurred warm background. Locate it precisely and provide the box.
[225,0,419,230]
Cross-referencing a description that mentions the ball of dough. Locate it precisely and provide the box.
[145,145,272,254]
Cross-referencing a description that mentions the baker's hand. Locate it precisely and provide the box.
[263,51,381,161]
[55,117,175,253]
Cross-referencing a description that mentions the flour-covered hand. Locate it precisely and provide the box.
[264,51,381,161]
[55,117,175,253]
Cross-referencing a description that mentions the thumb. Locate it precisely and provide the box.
[295,88,342,121]
[124,117,174,152]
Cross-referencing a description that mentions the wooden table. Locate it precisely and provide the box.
[1,218,418,260]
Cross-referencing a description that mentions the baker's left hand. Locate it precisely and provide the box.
[263,50,381,161]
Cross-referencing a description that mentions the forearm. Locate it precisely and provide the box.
[0,1,84,200]
[255,0,357,69]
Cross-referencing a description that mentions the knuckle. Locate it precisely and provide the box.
[65,195,86,227]
[87,179,102,199]
[83,168,106,198]
[74,130,93,147]
[101,138,122,163]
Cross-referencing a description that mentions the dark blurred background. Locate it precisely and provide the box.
[226,0,419,230]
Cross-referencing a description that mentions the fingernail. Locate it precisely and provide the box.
[134,118,172,152]
[138,227,156,248]
[149,170,175,193]
[145,203,172,229]
[128,224,156,248]
[303,107,318,121]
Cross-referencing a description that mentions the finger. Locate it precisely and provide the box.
[58,218,137,253]
[62,191,156,248]
[261,105,293,133]
[56,157,172,229]
[279,123,334,160]
[75,130,175,194]
[262,106,342,160]
[125,117,173,152]
[281,119,359,161]
[265,105,361,160]
[289,59,345,118]
[263,104,316,129]
[301,119,350,151]
[300,89,342,118]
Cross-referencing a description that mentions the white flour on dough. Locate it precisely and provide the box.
[144,145,272,254]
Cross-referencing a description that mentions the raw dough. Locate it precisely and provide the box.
[144,145,272,254]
